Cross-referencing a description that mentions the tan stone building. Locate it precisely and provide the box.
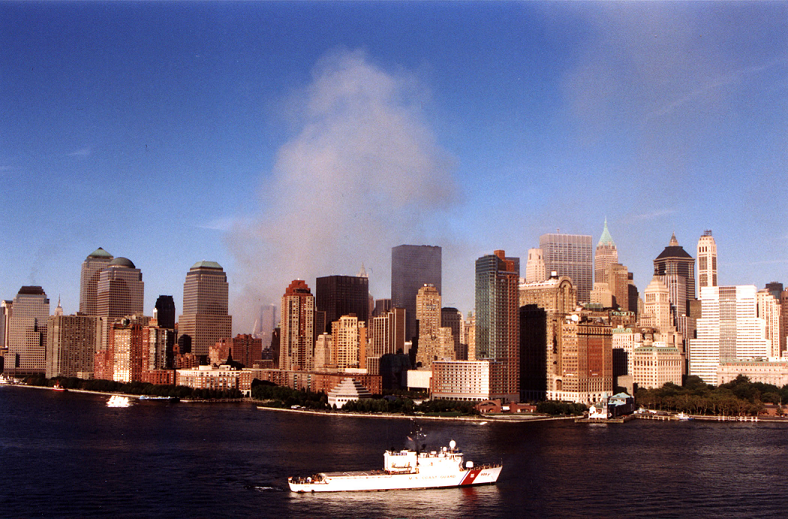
[177,261,232,358]
[632,343,683,389]
[46,314,99,379]
[548,315,613,404]
[716,360,788,386]
[415,284,454,368]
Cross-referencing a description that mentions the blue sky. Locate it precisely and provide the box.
[2,1,787,332]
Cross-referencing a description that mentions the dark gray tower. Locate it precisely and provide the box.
[391,245,441,341]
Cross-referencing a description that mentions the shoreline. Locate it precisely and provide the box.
[8,383,788,423]
[255,404,578,423]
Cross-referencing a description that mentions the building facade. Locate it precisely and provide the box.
[279,280,315,371]
[594,219,618,286]
[415,284,453,368]
[391,245,441,341]
[430,360,495,401]
[177,261,232,357]
[653,234,695,341]
[524,248,547,284]
[697,230,718,289]
[475,250,520,401]
[79,247,114,316]
[632,344,683,389]
[548,315,613,404]
[45,314,99,379]
[690,285,770,385]
[5,286,50,375]
[641,276,673,332]
[539,233,593,303]
[757,289,782,358]
[315,275,370,333]
[331,315,366,369]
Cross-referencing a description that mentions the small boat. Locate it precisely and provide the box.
[107,395,131,408]
[288,439,502,492]
[53,382,67,392]
[676,412,693,421]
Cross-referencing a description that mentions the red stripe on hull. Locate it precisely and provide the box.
[459,468,482,486]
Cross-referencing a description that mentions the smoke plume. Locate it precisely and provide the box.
[229,49,457,332]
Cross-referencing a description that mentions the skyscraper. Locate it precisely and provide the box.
[315,275,370,333]
[154,295,176,329]
[279,279,315,371]
[415,284,453,368]
[6,286,50,375]
[97,257,144,319]
[604,263,630,311]
[331,314,366,369]
[441,307,465,360]
[641,276,673,333]
[370,307,406,357]
[697,230,718,289]
[690,285,769,385]
[391,245,441,341]
[524,248,547,283]
[654,233,695,341]
[765,282,783,301]
[539,233,593,303]
[550,315,613,404]
[475,250,520,401]
[45,314,99,378]
[177,261,232,357]
[594,219,618,285]
[79,247,114,316]
[757,289,782,358]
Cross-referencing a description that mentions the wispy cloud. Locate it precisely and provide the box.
[67,147,91,157]
[631,208,677,221]
[647,56,788,120]
[197,217,245,232]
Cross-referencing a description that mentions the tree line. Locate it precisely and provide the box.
[22,375,242,400]
[635,375,787,416]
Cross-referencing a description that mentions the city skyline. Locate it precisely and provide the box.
[2,2,787,333]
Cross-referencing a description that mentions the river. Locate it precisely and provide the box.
[1,386,786,517]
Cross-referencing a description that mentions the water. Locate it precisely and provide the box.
[2,386,787,517]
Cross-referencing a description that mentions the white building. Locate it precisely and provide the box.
[612,327,641,376]
[697,230,718,289]
[757,289,782,357]
[327,378,372,409]
[716,359,788,386]
[524,248,547,283]
[430,360,494,401]
[689,285,769,385]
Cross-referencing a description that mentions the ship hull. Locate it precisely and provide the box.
[289,465,502,492]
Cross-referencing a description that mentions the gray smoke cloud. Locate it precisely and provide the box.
[229,49,457,332]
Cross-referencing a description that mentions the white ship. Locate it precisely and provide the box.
[288,440,502,492]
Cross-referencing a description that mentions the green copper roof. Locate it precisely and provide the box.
[191,260,223,270]
[88,247,113,259]
[597,219,615,248]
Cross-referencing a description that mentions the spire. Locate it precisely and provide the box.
[669,233,679,246]
[357,263,368,278]
[597,218,616,248]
